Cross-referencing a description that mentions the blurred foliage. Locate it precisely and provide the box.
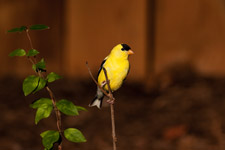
[8,25,86,150]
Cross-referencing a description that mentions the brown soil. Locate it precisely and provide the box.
[1,66,225,150]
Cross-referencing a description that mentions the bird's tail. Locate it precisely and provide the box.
[89,96,103,109]
[89,87,104,109]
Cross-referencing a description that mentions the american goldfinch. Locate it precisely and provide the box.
[89,43,134,108]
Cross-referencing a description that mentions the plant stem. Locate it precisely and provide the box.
[46,86,63,150]
[26,29,34,49]
[110,104,116,150]
[25,29,63,150]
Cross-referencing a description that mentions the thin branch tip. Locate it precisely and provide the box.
[86,62,109,96]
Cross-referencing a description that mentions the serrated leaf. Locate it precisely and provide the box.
[9,49,26,57]
[33,77,47,94]
[40,130,59,149]
[30,98,52,109]
[8,26,27,33]
[76,106,87,112]
[23,75,39,96]
[47,72,62,83]
[30,24,49,30]
[56,99,79,116]
[26,49,39,56]
[64,128,86,143]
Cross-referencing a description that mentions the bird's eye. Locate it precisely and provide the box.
[121,48,125,51]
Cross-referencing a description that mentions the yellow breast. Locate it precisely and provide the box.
[98,57,129,92]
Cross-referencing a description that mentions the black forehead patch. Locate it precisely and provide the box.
[121,44,131,51]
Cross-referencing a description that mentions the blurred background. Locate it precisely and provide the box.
[1,0,225,150]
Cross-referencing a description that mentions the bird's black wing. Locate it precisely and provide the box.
[123,64,130,82]
[97,58,107,78]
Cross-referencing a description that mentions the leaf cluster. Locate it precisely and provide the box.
[8,25,87,150]
[31,98,86,149]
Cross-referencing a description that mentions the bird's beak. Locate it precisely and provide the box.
[128,50,134,55]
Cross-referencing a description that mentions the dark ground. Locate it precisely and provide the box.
[1,66,225,150]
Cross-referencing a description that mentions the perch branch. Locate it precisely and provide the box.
[86,62,117,150]
[102,67,117,150]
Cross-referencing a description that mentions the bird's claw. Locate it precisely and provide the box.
[101,81,107,87]
[107,98,115,104]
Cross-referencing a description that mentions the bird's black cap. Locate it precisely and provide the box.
[121,43,131,51]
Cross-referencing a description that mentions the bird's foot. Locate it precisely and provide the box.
[101,80,111,87]
[107,97,115,104]
[101,81,106,87]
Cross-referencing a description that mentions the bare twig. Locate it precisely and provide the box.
[86,62,117,150]
[25,29,63,150]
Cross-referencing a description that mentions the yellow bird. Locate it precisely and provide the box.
[89,43,134,108]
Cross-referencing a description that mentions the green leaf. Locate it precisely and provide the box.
[30,98,52,109]
[76,106,87,112]
[56,99,79,116]
[36,58,46,70]
[40,130,59,149]
[64,128,86,143]
[9,49,26,57]
[8,26,27,33]
[26,49,39,56]
[35,105,53,124]
[23,76,46,96]
[23,75,39,96]
[33,58,46,72]
[33,77,47,94]
[8,28,21,33]
[30,98,53,124]
[47,72,62,83]
[30,24,49,30]
[32,64,36,72]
